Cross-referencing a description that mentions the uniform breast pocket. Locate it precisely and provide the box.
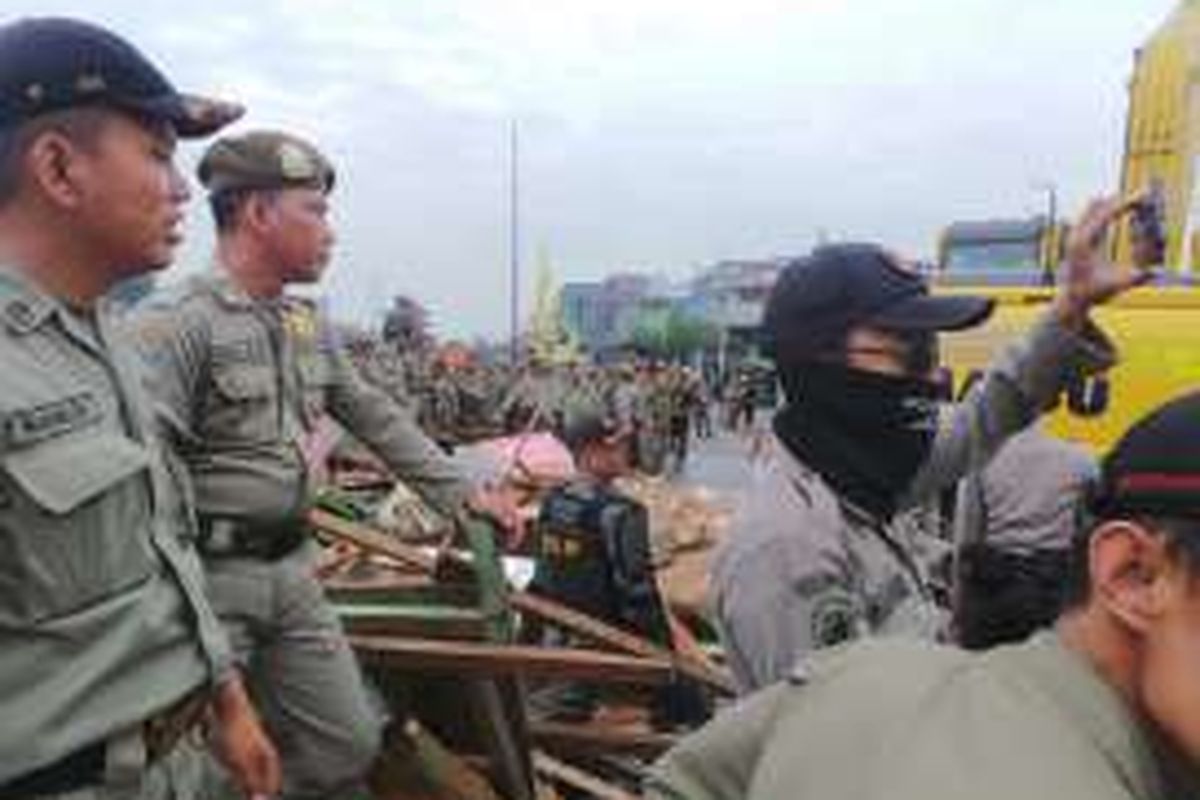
[209,362,278,443]
[0,430,157,626]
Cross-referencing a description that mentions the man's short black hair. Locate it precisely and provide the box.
[0,107,107,206]
[208,186,276,233]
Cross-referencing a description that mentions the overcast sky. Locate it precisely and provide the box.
[2,0,1180,337]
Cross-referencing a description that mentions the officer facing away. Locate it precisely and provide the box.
[530,412,706,725]
[0,17,279,800]
[130,130,518,799]
[953,423,1098,648]
[533,413,667,646]
[648,390,1200,800]
[712,198,1151,694]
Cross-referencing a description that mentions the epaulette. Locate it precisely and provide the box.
[282,298,320,341]
[137,273,208,312]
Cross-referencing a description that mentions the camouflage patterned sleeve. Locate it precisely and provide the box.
[322,325,471,516]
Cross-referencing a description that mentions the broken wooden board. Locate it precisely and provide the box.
[531,751,639,800]
[311,510,735,695]
[350,635,675,685]
[528,721,678,759]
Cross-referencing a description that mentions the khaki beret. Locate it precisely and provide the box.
[197,130,335,194]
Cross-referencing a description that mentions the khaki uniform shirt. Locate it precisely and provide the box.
[647,633,1200,800]
[356,346,416,416]
[954,424,1097,553]
[130,273,469,524]
[712,312,1115,693]
[0,269,231,782]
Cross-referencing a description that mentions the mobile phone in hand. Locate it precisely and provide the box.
[1130,186,1167,267]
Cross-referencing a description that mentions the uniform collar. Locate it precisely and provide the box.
[0,267,58,335]
[204,266,305,315]
[997,631,1187,799]
[0,264,114,341]
[203,269,259,311]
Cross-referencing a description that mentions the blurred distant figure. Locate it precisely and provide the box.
[691,374,713,440]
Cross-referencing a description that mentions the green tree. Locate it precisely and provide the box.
[629,307,716,360]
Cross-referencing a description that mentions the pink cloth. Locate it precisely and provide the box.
[463,432,576,486]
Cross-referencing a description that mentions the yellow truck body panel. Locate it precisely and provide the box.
[939,285,1200,452]
[1115,0,1200,270]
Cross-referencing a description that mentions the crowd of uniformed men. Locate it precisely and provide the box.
[6,14,1200,800]
[346,342,740,473]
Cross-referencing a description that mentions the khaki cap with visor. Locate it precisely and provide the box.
[197,130,335,194]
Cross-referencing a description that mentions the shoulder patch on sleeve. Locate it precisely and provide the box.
[809,589,859,649]
[130,314,175,350]
[283,302,319,342]
[3,391,102,448]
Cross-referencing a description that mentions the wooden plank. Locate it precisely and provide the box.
[510,592,735,695]
[336,605,488,640]
[312,509,438,572]
[312,511,735,694]
[325,579,478,609]
[531,751,638,800]
[528,721,678,758]
[509,592,660,660]
[324,574,442,594]
[350,636,674,685]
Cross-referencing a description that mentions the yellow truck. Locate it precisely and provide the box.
[939,286,1200,453]
[936,0,1200,453]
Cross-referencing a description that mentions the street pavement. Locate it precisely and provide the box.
[672,424,767,496]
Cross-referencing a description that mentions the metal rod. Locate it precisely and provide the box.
[509,120,520,365]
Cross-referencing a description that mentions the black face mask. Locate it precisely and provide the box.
[774,363,943,520]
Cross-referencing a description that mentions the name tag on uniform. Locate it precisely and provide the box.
[3,392,101,448]
[212,339,258,364]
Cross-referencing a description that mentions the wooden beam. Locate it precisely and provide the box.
[531,751,638,800]
[528,721,678,759]
[312,511,735,694]
[509,592,734,695]
[312,509,438,572]
[350,636,673,685]
[337,605,489,640]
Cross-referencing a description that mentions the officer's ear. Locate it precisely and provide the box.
[23,118,105,211]
[1090,519,1175,633]
[242,190,281,235]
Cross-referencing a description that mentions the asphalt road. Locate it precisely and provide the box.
[671,425,766,496]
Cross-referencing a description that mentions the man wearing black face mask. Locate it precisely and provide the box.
[712,198,1150,694]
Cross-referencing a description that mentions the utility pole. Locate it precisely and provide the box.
[1033,181,1058,285]
[508,120,521,366]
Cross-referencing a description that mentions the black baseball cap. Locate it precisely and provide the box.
[0,18,242,138]
[763,243,994,363]
[562,411,626,453]
[1090,391,1200,520]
